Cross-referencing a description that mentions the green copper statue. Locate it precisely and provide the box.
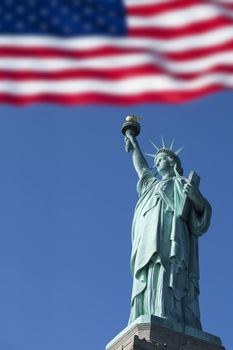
[122,117,211,330]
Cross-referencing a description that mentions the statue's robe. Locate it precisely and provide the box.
[129,169,211,329]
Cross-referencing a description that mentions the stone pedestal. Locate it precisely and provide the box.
[106,316,225,350]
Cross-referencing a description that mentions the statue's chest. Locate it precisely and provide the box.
[155,179,174,201]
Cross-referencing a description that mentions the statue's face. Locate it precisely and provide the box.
[155,153,175,176]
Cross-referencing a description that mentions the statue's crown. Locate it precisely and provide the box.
[145,137,184,162]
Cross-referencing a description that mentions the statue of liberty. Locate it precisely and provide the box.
[122,117,211,330]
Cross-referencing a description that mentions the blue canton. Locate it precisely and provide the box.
[0,0,127,36]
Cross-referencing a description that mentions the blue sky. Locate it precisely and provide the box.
[0,92,232,350]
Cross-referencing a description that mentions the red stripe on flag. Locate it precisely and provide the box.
[0,65,233,81]
[165,40,233,60]
[1,39,233,61]
[127,0,233,16]
[0,46,147,59]
[127,0,208,16]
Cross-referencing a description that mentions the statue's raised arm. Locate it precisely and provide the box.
[121,116,149,178]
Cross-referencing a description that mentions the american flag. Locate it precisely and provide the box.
[0,0,233,105]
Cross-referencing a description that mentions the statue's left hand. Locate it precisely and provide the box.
[183,181,204,213]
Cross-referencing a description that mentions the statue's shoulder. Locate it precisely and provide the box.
[140,167,156,179]
[137,168,157,196]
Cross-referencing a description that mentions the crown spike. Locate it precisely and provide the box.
[169,138,175,150]
[161,136,166,148]
[144,152,156,158]
[149,139,159,151]
[175,146,184,155]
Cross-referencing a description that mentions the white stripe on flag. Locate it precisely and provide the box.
[128,5,233,28]
[0,51,232,73]
[0,73,232,95]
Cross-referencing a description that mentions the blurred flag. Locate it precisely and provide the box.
[0,0,233,105]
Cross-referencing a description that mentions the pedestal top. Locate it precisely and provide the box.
[106,315,223,350]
